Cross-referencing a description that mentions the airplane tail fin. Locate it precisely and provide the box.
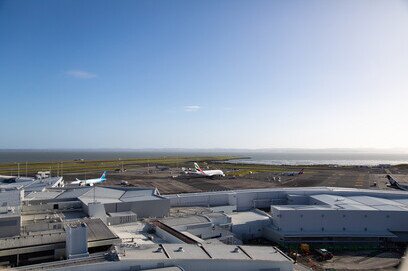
[386,174,397,185]
[299,169,304,175]
[194,163,204,173]
[100,171,107,182]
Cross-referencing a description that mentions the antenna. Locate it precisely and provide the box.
[17,163,20,178]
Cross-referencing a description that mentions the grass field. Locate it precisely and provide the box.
[216,162,320,176]
[0,155,331,178]
[0,156,238,176]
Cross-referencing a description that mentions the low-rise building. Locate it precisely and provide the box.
[13,244,294,271]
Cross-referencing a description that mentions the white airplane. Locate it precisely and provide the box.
[70,171,107,186]
[178,163,225,179]
[281,169,304,176]
[194,162,225,178]
[386,174,408,191]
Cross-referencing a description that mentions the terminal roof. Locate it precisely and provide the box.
[228,210,270,224]
[160,215,210,227]
[24,186,163,205]
[201,244,249,260]
[117,244,290,262]
[162,244,209,259]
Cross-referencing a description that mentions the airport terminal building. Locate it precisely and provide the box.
[267,193,408,248]
[0,177,407,270]
[166,187,408,249]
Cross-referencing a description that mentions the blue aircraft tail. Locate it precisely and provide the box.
[100,171,107,182]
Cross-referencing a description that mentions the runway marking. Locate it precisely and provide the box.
[354,174,365,187]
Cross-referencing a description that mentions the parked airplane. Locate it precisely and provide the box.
[0,175,34,183]
[177,163,225,179]
[281,169,304,176]
[70,171,107,186]
[194,162,225,177]
[386,174,408,191]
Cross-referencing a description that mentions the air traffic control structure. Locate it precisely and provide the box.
[0,177,406,270]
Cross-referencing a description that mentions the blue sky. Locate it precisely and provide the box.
[1,0,408,149]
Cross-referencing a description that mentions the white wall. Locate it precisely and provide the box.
[270,207,408,234]
[42,258,292,271]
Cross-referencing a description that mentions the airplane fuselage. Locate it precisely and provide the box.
[281,172,299,176]
[70,171,107,186]
[71,178,103,186]
[180,166,225,179]
[281,169,304,176]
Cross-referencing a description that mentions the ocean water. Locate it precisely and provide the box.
[228,152,408,166]
[0,150,407,166]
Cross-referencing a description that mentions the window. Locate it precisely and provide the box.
[0,220,17,227]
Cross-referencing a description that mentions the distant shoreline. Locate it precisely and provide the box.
[0,149,407,166]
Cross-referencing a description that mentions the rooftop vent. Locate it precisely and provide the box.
[232,247,240,253]
[176,247,184,252]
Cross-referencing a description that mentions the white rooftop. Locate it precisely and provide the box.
[228,211,270,224]
[310,194,408,211]
[201,244,249,260]
[116,244,291,263]
[160,215,210,227]
[162,244,209,259]
[24,186,164,205]
[240,245,292,262]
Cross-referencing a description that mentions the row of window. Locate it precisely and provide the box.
[299,227,369,232]
[274,214,391,218]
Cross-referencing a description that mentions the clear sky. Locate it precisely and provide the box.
[1,0,408,149]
